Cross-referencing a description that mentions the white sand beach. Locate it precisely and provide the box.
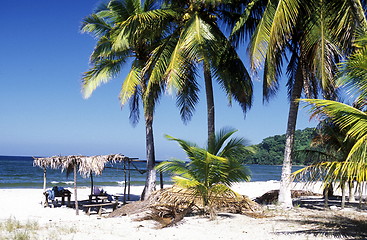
[1,182,366,240]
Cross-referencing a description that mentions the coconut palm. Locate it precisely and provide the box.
[300,99,367,181]
[231,0,367,207]
[293,119,357,208]
[147,0,253,141]
[156,128,252,219]
[81,0,175,199]
[298,32,367,204]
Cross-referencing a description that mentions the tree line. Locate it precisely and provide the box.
[242,128,316,165]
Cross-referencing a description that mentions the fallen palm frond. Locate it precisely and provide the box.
[255,190,322,205]
[148,186,262,214]
[109,186,264,228]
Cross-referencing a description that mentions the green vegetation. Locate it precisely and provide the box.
[0,217,38,240]
[157,128,252,219]
[294,32,367,208]
[242,128,316,165]
[0,217,77,240]
[232,0,365,207]
[81,0,173,199]
[80,0,367,207]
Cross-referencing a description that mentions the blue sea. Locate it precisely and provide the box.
[0,156,304,189]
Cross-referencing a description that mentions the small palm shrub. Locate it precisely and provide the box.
[156,128,253,219]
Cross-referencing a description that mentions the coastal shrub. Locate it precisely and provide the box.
[12,230,31,240]
[4,217,22,232]
[156,128,252,219]
[24,220,39,231]
[0,218,40,240]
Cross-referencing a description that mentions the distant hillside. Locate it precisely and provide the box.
[243,128,316,165]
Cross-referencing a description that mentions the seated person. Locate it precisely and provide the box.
[93,187,113,201]
[45,186,71,200]
[52,186,71,197]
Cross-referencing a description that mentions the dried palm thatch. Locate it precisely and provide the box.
[109,186,264,228]
[33,154,129,176]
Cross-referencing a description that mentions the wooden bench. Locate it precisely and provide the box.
[83,202,117,216]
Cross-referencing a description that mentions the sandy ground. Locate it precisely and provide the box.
[1,182,367,240]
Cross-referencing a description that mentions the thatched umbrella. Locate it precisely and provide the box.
[34,154,129,215]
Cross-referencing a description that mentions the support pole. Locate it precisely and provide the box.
[43,167,47,207]
[90,171,94,196]
[74,164,79,215]
[43,168,47,192]
[123,160,127,204]
[128,159,131,200]
[160,172,164,189]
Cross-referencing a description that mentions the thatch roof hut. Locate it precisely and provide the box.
[33,154,130,215]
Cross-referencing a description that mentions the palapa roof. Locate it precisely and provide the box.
[33,154,130,177]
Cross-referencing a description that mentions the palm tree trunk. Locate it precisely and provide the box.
[323,182,332,208]
[358,182,363,208]
[278,77,303,208]
[341,181,346,209]
[203,60,215,141]
[141,112,156,200]
[348,180,355,202]
[324,186,329,208]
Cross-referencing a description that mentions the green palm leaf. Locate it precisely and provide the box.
[157,128,251,210]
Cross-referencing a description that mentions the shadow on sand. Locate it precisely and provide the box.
[274,197,367,240]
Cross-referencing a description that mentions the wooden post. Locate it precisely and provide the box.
[160,171,164,189]
[123,160,127,204]
[43,168,47,192]
[43,167,47,207]
[128,159,131,200]
[90,171,94,196]
[74,164,79,215]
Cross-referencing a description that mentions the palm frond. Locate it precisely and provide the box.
[156,160,190,175]
[82,57,126,99]
[230,0,263,45]
[248,0,275,71]
[119,61,142,105]
[81,14,112,37]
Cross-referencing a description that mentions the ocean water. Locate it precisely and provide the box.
[0,156,304,189]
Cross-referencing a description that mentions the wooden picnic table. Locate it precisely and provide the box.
[88,194,109,203]
[83,202,118,216]
[84,194,118,216]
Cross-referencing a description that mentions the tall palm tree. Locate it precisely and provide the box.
[156,128,252,219]
[147,0,253,141]
[232,0,367,207]
[81,0,175,199]
[298,30,367,201]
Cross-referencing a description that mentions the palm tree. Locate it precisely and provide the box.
[81,0,175,199]
[147,0,253,141]
[293,119,357,208]
[298,31,367,204]
[156,128,252,219]
[300,99,367,180]
[231,0,367,207]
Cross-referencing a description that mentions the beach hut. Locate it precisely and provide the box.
[33,154,129,215]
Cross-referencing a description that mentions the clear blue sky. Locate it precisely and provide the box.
[0,0,317,160]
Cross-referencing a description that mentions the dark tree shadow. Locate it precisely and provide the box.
[275,214,367,240]
[272,197,367,239]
